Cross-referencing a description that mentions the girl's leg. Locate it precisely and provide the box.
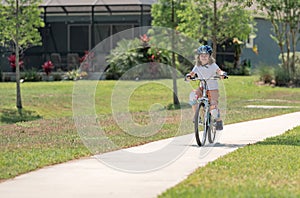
[190,88,203,122]
[207,90,219,118]
[192,104,197,113]
[208,90,223,130]
[193,87,202,113]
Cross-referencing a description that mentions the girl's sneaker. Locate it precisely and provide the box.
[216,120,223,130]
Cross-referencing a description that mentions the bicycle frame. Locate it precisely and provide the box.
[187,75,220,146]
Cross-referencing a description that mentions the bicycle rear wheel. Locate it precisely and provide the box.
[208,113,217,143]
[194,103,209,146]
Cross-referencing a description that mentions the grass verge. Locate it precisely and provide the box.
[159,126,300,198]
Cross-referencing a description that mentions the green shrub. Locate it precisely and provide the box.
[53,73,62,81]
[105,38,142,80]
[274,67,291,86]
[278,52,300,87]
[293,53,300,86]
[257,66,274,84]
[24,69,42,82]
[241,59,252,75]
[293,67,300,87]
[106,35,174,80]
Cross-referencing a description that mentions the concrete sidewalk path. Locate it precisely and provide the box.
[0,112,300,198]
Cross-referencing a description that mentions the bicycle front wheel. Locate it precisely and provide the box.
[208,113,217,143]
[194,103,209,146]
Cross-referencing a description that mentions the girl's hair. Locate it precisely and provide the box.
[195,55,215,66]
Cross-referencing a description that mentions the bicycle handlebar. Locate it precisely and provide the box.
[185,73,228,81]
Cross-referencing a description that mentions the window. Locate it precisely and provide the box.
[93,24,135,52]
[68,25,91,52]
[94,25,111,53]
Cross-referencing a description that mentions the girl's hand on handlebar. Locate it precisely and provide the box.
[219,71,228,79]
[221,72,228,79]
[185,72,197,81]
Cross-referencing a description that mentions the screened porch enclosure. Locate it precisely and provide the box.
[22,0,155,72]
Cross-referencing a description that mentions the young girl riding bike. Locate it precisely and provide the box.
[186,45,227,130]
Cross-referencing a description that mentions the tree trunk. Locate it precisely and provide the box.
[290,15,298,77]
[212,0,218,60]
[15,0,22,113]
[291,29,296,76]
[285,21,291,76]
[15,48,22,111]
[171,0,179,106]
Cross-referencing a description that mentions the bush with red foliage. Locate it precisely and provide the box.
[42,61,54,76]
[8,54,24,72]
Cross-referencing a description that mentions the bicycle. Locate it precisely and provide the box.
[185,73,227,146]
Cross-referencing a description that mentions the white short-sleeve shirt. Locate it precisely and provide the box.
[192,63,220,90]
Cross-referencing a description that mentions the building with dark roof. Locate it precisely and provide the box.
[1,0,156,72]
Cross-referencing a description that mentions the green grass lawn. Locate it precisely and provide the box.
[1,75,300,195]
[159,126,300,198]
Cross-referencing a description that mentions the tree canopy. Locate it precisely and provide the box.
[0,0,44,52]
[151,0,255,60]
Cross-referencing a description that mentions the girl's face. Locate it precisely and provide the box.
[199,53,209,65]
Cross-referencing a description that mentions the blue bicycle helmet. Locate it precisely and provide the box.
[197,45,213,56]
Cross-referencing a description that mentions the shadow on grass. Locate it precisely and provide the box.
[0,108,42,124]
[256,137,300,147]
[256,128,300,147]
[166,102,191,110]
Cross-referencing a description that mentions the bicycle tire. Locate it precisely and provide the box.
[208,113,217,143]
[194,103,209,146]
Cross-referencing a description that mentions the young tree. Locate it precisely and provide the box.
[0,0,44,113]
[256,0,300,79]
